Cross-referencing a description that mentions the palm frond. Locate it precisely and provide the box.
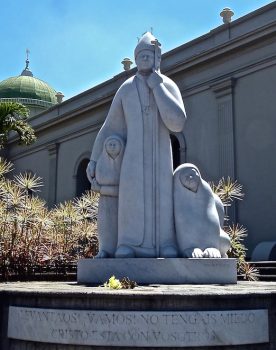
[0,102,29,120]
[0,102,35,148]
[239,262,260,281]
[0,158,13,177]
[14,173,43,193]
[212,177,244,204]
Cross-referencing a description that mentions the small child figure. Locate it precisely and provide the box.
[91,135,125,258]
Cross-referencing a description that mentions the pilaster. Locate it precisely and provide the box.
[211,78,236,179]
[47,143,59,208]
[211,78,236,222]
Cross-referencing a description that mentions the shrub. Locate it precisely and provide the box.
[211,177,259,281]
[0,158,258,282]
[0,158,99,281]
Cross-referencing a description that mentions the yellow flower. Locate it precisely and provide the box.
[104,275,122,289]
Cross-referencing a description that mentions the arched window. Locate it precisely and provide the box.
[170,133,187,170]
[170,134,181,170]
[76,158,91,197]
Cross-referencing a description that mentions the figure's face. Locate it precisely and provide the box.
[180,167,200,193]
[135,50,155,73]
[105,139,121,159]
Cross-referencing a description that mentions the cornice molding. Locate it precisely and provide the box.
[210,78,236,98]
[8,122,102,160]
[47,143,59,157]
[164,21,276,77]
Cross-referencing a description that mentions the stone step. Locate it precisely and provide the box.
[258,275,276,281]
[247,262,276,281]
[249,262,276,281]
[257,267,276,275]
[250,261,276,267]
[250,262,276,273]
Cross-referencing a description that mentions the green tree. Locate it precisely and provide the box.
[0,102,36,148]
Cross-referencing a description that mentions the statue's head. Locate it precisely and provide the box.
[105,136,123,160]
[135,32,161,73]
[179,164,201,193]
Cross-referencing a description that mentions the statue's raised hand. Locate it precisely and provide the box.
[86,160,97,183]
[147,70,163,90]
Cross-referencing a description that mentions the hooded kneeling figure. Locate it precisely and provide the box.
[173,163,231,258]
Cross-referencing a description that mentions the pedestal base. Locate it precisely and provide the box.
[77,258,237,285]
[2,281,275,349]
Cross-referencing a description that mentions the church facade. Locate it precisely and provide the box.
[2,2,276,257]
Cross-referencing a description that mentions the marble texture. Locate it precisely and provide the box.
[87,32,186,258]
[90,135,125,258]
[77,258,237,284]
[173,164,231,258]
[8,307,268,347]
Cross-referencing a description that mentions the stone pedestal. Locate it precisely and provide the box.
[1,281,275,349]
[77,258,237,285]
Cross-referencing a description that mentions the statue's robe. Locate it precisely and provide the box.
[91,73,185,255]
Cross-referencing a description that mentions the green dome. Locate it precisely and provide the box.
[0,75,57,104]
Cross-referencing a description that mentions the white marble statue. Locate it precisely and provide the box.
[87,32,186,258]
[173,163,231,258]
[90,136,125,258]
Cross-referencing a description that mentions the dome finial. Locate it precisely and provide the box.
[25,48,30,69]
[21,48,33,77]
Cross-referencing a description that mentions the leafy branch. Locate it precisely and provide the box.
[0,102,36,148]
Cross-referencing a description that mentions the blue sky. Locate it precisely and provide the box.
[0,0,273,99]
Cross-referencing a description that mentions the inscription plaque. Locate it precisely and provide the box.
[8,307,269,347]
